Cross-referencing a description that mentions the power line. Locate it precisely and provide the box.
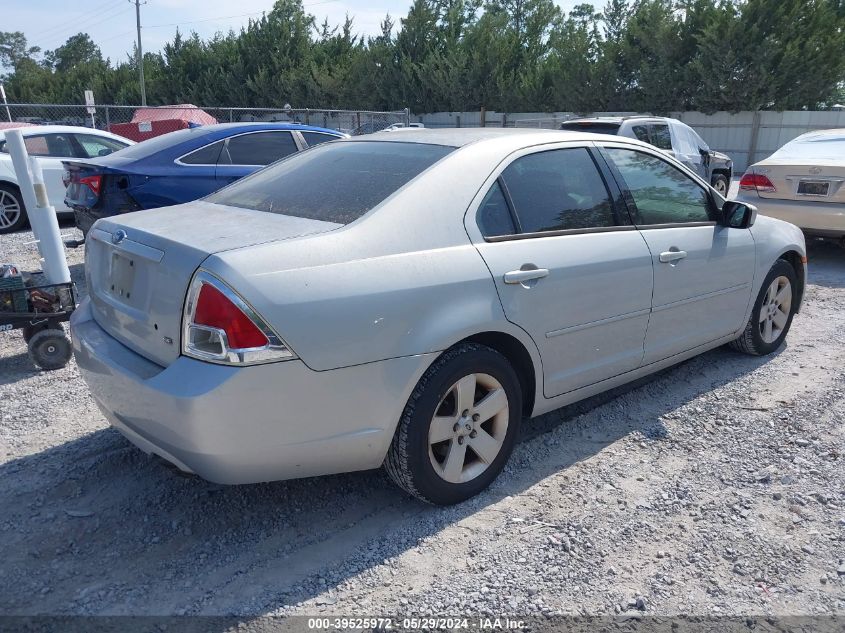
[29,0,123,40]
[34,2,129,48]
[144,2,339,29]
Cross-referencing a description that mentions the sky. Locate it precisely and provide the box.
[5,0,585,64]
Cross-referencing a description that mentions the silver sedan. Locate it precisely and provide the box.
[71,129,807,504]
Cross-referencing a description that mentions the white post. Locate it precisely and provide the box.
[5,130,71,285]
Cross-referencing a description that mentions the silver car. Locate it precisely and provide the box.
[71,129,807,505]
[735,129,845,242]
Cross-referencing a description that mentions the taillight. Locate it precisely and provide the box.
[182,271,295,365]
[739,172,776,193]
[80,175,102,196]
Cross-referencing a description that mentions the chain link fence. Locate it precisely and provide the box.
[0,103,411,139]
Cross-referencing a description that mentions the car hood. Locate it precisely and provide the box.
[711,150,732,165]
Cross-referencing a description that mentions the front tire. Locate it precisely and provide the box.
[0,184,27,233]
[384,343,522,505]
[711,174,729,197]
[730,260,797,356]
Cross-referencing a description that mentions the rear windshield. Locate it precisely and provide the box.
[559,122,621,135]
[206,141,455,224]
[773,134,845,161]
[106,127,211,159]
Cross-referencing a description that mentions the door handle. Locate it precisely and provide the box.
[504,267,550,284]
[659,249,688,263]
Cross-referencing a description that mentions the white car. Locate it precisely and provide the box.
[0,125,133,233]
[735,129,845,242]
[72,129,806,505]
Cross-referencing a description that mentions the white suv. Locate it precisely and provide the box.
[561,116,733,196]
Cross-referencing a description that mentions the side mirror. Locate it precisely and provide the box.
[721,200,757,229]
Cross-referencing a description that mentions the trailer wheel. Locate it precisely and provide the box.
[28,328,72,370]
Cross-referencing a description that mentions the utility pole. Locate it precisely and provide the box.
[131,0,147,105]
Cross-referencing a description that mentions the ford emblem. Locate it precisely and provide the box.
[112,229,128,244]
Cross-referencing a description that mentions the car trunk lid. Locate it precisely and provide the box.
[86,201,342,367]
[752,159,845,203]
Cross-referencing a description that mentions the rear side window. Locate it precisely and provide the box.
[180,140,225,165]
[206,141,454,225]
[0,133,75,157]
[477,181,516,237]
[605,148,712,225]
[631,125,651,143]
[73,134,129,158]
[649,124,672,150]
[301,131,338,147]
[499,148,618,233]
[222,131,298,166]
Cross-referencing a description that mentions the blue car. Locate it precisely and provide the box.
[64,122,346,235]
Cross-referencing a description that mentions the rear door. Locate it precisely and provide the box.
[215,131,300,186]
[465,143,654,397]
[599,144,755,363]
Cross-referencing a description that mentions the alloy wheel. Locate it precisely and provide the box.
[0,190,22,230]
[759,276,792,344]
[428,372,509,484]
[714,179,727,195]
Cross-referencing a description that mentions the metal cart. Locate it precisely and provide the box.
[0,273,75,370]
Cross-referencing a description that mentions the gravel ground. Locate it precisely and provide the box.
[0,223,843,620]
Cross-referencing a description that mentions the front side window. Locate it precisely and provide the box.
[207,141,454,225]
[222,132,298,166]
[73,134,129,158]
[605,148,712,225]
[499,148,618,234]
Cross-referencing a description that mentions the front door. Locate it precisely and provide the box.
[466,145,654,397]
[601,146,755,363]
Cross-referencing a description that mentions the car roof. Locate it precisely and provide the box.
[187,122,340,134]
[346,127,655,150]
[563,116,679,125]
[0,124,134,142]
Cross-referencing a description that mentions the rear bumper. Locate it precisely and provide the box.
[73,208,103,236]
[70,297,434,484]
[736,191,845,236]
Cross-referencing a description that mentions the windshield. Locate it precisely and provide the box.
[206,141,455,225]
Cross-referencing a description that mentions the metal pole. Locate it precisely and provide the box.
[5,130,70,284]
[747,111,761,169]
[133,0,147,106]
[0,84,11,122]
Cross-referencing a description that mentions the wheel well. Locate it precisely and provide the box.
[779,250,805,310]
[463,331,536,416]
[711,169,731,180]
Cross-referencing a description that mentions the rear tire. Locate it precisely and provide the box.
[384,343,522,505]
[0,183,27,234]
[730,260,797,356]
[28,328,72,370]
